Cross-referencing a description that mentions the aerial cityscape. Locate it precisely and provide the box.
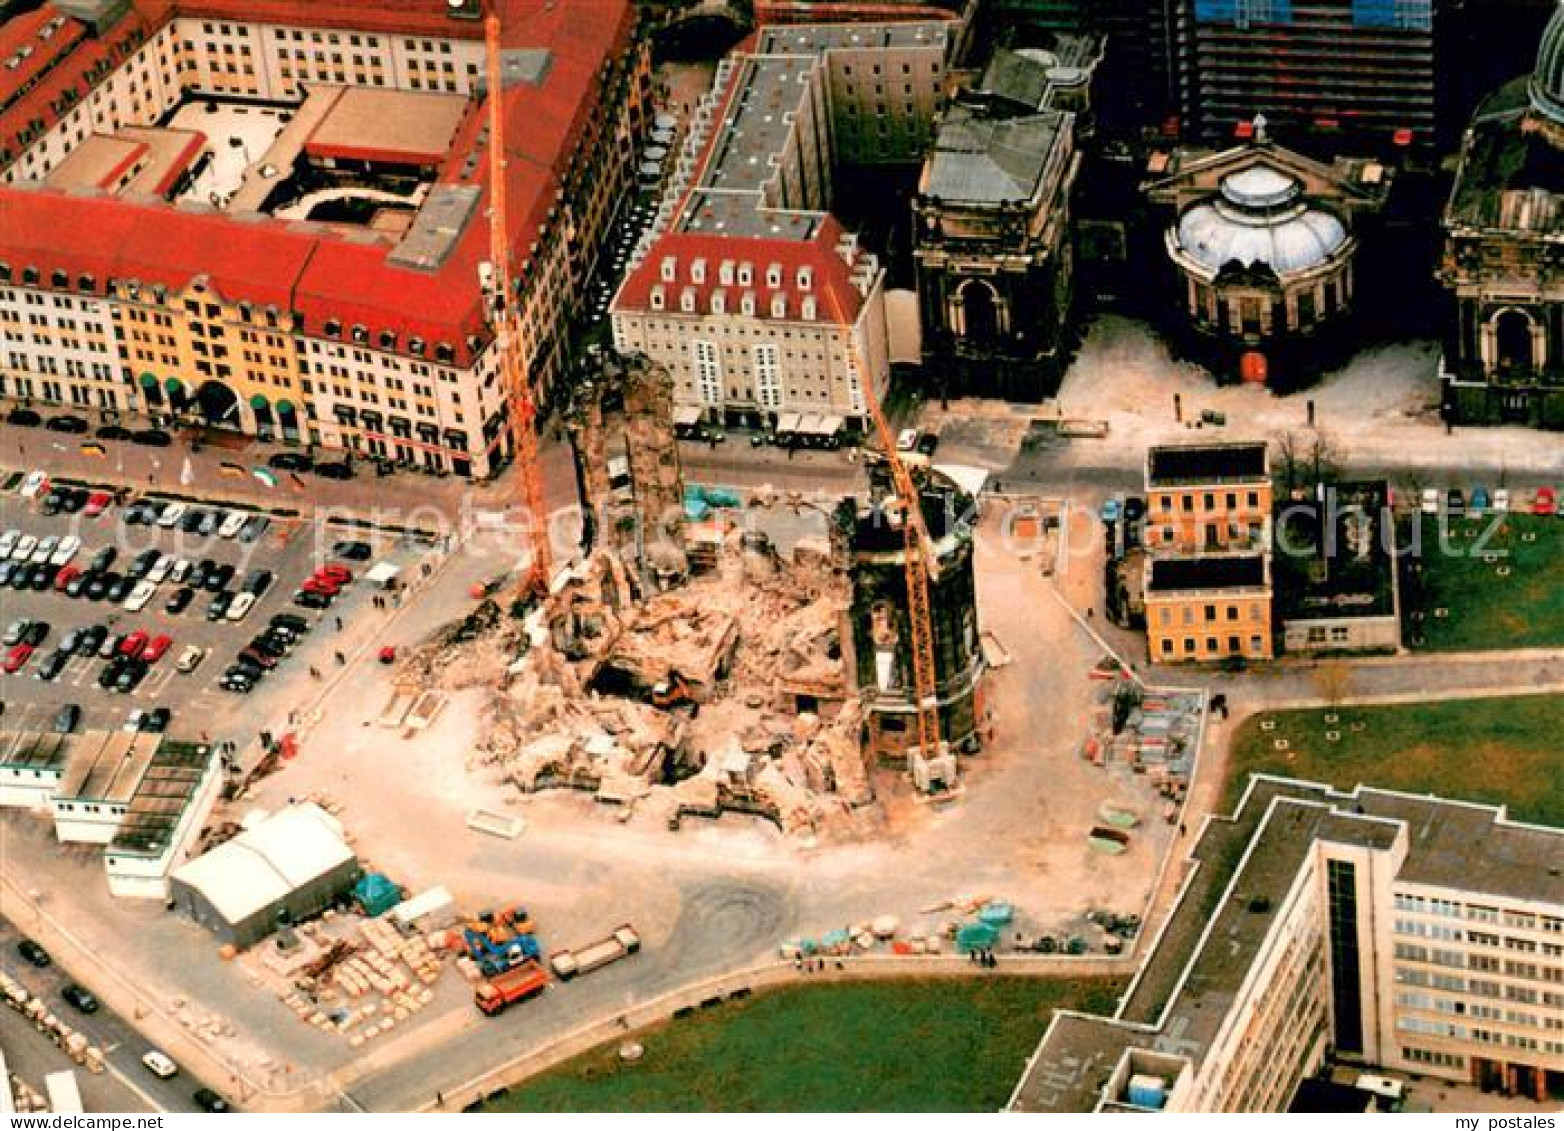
[0,0,1561,1115]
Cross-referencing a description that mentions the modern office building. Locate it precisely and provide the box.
[0,0,651,477]
[1010,776,1564,1111]
[1173,0,1441,151]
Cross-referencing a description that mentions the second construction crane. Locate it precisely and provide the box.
[479,8,552,600]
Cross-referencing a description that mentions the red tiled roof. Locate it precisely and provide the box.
[0,8,85,103]
[174,0,487,38]
[613,217,868,327]
[0,0,635,367]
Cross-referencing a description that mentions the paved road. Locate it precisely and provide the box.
[0,916,207,1112]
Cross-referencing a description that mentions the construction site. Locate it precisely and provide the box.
[395,350,991,837]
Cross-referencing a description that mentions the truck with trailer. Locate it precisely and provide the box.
[474,959,548,1016]
[548,924,641,981]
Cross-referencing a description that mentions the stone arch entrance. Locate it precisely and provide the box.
[1495,309,1536,370]
[194,380,241,428]
[959,279,1000,347]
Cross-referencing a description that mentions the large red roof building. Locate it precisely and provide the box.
[0,0,650,477]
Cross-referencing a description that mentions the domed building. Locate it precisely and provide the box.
[1439,3,1564,429]
[1142,126,1392,387]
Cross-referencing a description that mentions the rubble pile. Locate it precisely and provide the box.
[408,519,875,835]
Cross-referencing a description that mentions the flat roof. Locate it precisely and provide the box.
[109,741,214,856]
[1011,775,1564,1111]
[56,730,162,804]
[304,87,469,168]
[0,729,73,773]
[1147,442,1269,487]
[1276,481,1397,621]
[44,134,147,191]
[1147,554,1266,593]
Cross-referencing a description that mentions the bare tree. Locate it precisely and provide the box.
[1271,427,1342,500]
[1313,658,1353,712]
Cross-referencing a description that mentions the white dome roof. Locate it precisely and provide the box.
[1174,166,1348,276]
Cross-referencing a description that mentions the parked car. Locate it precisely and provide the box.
[1492,487,1511,513]
[119,630,149,658]
[147,554,173,585]
[156,501,187,528]
[242,569,273,596]
[113,660,148,694]
[915,432,939,457]
[124,547,158,580]
[17,939,51,967]
[11,533,37,561]
[206,591,234,621]
[238,514,270,543]
[4,644,35,673]
[0,530,17,558]
[83,490,112,516]
[130,429,172,447]
[1534,486,1558,516]
[60,984,98,1014]
[123,579,157,613]
[105,574,134,603]
[0,562,15,588]
[219,669,256,693]
[169,557,192,584]
[175,645,207,673]
[52,704,81,734]
[141,634,173,663]
[19,470,49,499]
[88,546,117,573]
[50,535,81,566]
[21,621,49,647]
[179,508,206,534]
[7,407,42,427]
[1420,488,1440,515]
[79,626,107,655]
[1446,488,1466,516]
[57,487,88,514]
[218,511,246,539]
[142,706,171,733]
[2,619,29,646]
[35,649,70,681]
[95,425,131,441]
[317,564,353,586]
[188,559,214,589]
[205,562,235,592]
[271,612,309,634]
[65,571,92,598]
[1471,485,1491,513]
[123,708,146,733]
[46,414,88,434]
[165,586,195,614]
[84,572,114,601]
[315,461,353,480]
[225,592,256,622]
[332,540,372,561]
[98,632,125,660]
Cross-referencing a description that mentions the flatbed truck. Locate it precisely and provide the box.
[548,924,641,981]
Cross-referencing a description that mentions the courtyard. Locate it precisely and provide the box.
[1403,512,1564,651]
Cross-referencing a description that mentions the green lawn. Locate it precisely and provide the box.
[1225,694,1564,826]
[483,976,1125,1113]
[1408,512,1564,650]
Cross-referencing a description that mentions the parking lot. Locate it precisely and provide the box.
[0,473,411,744]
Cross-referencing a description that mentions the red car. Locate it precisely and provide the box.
[54,564,82,592]
[317,564,353,585]
[1533,486,1558,516]
[141,634,173,663]
[119,630,149,658]
[84,491,112,517]
[3,644,34,673]
[302,575,342,597]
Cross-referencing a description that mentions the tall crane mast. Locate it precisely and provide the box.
[825,290,947,788]
[481,10,552,599]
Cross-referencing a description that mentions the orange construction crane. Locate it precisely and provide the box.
[824,289,947,788]
[481,9,552,599]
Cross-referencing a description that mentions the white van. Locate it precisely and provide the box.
[123,579,157,612]
[141,1050,178,1079]
[1355,1074,1405,1110]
